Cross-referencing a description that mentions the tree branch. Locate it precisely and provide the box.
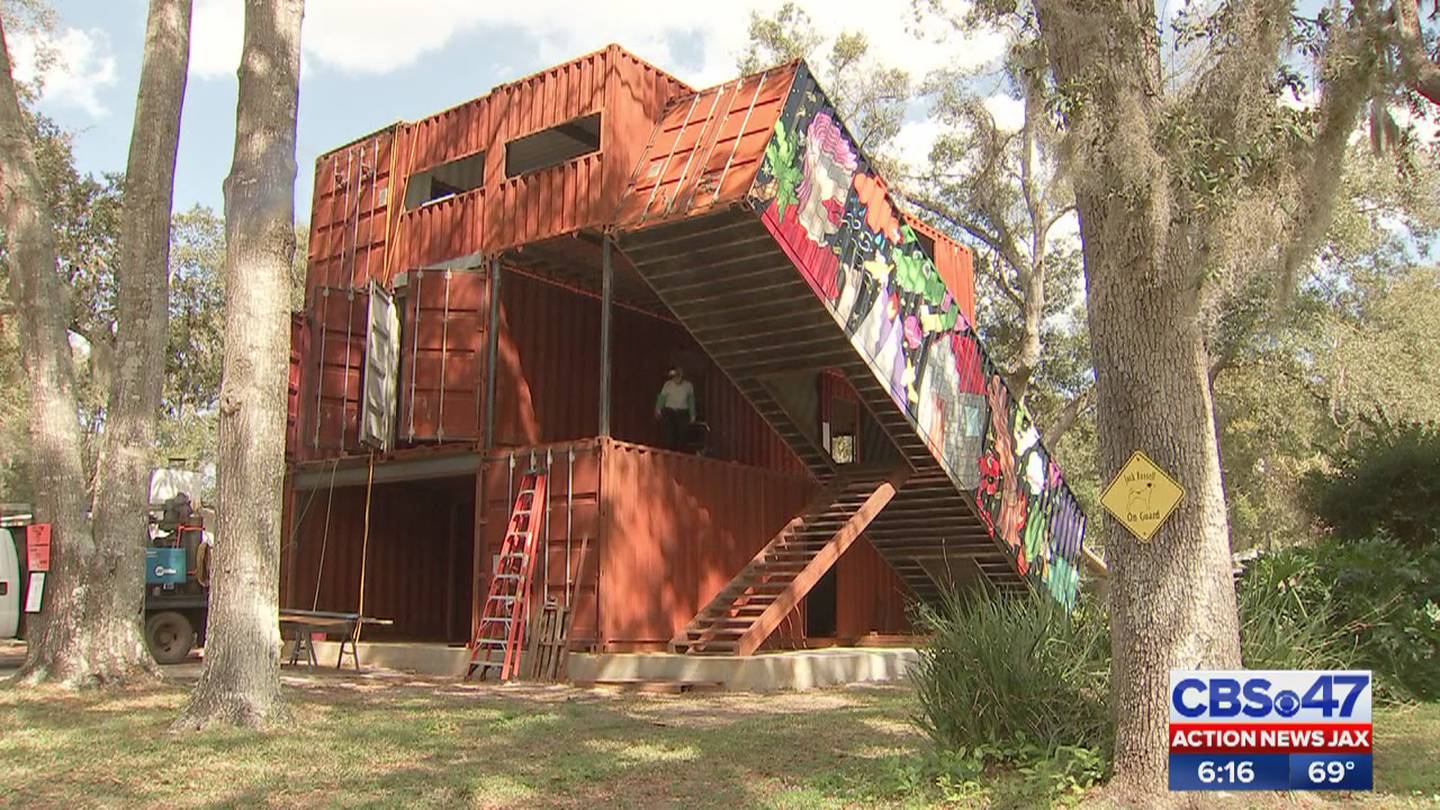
[1276,17,1380,298]
[1395,0,1440,104]
[1041,384,1096,448]
[1042,204,1077,242]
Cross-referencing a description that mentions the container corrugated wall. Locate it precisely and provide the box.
[287,313,309,461]
[399,268,487,442]
[308,129,398,293]
[598,440,815,650]
[614,66,799,228]
[284,475,476,642]
[374,44,692,274]
[835,537,913,639]
[307,286,369,457]
[390,188,487,277]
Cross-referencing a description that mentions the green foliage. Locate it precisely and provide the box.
[1238,536,1440,702]
[1306,423,1440,551]
[1236,550,1354,673]
[910,589,1111,762]
[166,207,225,421]
[736,1,821,74]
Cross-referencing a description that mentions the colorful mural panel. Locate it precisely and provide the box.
[748,65,1087,608]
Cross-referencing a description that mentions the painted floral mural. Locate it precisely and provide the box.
[750,66,1086,608]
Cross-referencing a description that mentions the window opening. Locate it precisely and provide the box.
[405,151,485,209]
[505,113,601,178]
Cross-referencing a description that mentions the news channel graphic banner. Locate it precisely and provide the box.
[1169,670,1373,792]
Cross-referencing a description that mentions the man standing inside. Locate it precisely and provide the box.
[654,366,696,451]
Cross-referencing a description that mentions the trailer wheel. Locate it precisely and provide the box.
[145,611,195,664]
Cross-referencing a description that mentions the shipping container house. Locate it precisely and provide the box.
[282,46,1089,660]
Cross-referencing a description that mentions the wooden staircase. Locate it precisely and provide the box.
[618,211,1025,600]
[671,467,909,655]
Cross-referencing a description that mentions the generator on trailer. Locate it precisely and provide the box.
[142,469,213,663]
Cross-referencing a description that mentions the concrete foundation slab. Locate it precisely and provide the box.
[568,648,918,691]
[287,641,918,691]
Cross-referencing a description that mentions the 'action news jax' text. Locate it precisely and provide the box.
[1168,670,1374,792]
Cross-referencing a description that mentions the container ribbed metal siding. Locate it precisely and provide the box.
[604,49,694,210]
[382,45,691,268]
[614,66,799,228]
[308,286,369,456]
[390,188,487,278]
[835,536,912,639]
[308,129,397,294]
[599,440,814,650]
[284,475,475,642]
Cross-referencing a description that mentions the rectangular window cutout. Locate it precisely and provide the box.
[405,151,485,209]
[505,113,601,178]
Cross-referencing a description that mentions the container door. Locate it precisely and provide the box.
[0,527,18,639]
[286,313,309,460]
[308,286,370,454]
[399,268,487,443]
[359,282,401,451]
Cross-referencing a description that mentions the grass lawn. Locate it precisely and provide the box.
[0,664,1437,809]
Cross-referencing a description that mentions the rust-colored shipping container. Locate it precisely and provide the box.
[597,440,815,650]
[490,268,806,474]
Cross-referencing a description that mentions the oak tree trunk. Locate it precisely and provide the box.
[0,18,99,686]
[3,0,194,687]
[1034,1,1242,797]
[174,0,304,730]
[1077,188,1241,792]
[88,0,194,683]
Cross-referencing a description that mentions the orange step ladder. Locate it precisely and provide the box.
[466,471,547,681]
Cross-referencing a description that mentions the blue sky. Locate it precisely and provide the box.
[16,0,999,220]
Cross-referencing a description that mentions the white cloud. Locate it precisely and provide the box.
[189,0,1007,90]
[1047,209,1080,248]
[982,93,1025,132]
[8,27,119,117]
[894,117,943,173]
[189,0,243,80]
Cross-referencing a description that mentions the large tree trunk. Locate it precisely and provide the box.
[5,0,194,686]
[88,0,194,684]
[0,19,98,687]
[174,0,303,731]
[1034,1,1242,797]
[1078,189,1241,792]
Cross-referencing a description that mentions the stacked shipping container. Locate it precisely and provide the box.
[284,45,987,654]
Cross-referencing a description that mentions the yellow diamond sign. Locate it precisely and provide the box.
[1100,451,1185,543]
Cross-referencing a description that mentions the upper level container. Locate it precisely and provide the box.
[304,44,692,306]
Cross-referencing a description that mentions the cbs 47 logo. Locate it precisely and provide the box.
[1170,671,1372,722]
